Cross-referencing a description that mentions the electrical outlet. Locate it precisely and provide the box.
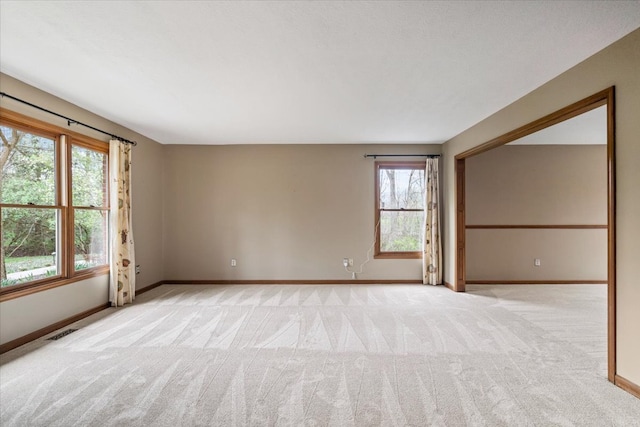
[534,258,541,267]
[348,258,354,267]
[231,258,237,267]
[342,258,349,267]
[135,265,140,275]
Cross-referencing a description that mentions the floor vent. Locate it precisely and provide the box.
[47,329,78,341]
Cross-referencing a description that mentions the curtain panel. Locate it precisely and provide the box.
[109,140,135,306]
[423,158,442,285]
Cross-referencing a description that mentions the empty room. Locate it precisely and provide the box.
[1,1,639,426]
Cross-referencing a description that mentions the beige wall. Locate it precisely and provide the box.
[465,145,607,281]
[443,29,640,383]
[163,144,440,281]
[0,73,165,344]
[466,229,607,281]
[466,145,607,225]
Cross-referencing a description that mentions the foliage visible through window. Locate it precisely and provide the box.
[71,145,108,271]
[375,162,425,258]
[1,116,109,291]
[1,127,60,286]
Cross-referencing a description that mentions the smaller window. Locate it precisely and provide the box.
[374,161,426,259]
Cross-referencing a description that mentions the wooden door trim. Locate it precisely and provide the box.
[454,88,611,160]
[453,87,616,382]
[465,224,607,229]
[454,159,466,292]
[605,88,616,383]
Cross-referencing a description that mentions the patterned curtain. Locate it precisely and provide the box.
[423,158,442,285]
[109,140,135,306]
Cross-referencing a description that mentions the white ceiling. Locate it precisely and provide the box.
[510,105,607,146]
[1,1,639,146]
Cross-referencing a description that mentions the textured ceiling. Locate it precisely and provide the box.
[1,1,639,145]
[510,106,607,146]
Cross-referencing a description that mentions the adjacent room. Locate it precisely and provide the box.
[1,2,639,425]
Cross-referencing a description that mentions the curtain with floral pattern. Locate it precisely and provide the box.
[423,158,442,285]
[109,140,135,306]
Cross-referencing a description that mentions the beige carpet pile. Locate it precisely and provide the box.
[1,284,638,426]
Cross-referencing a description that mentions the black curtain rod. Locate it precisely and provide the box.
[0,92,137,146]
[364,154,440,159]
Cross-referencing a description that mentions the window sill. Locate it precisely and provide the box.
[374,252,423,260]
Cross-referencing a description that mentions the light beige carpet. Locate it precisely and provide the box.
[1,284,639,426]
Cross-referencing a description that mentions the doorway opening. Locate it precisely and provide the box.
[453,87,616,382]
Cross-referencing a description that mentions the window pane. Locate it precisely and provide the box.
[380,210,424,252]
[72,145,107,207]
[74,209,108,271]
[1,207,60,287]
[379,168,425,209]
[0,126,56,205]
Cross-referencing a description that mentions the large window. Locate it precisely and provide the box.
[1,110,109,297]
[374,161,425,259]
